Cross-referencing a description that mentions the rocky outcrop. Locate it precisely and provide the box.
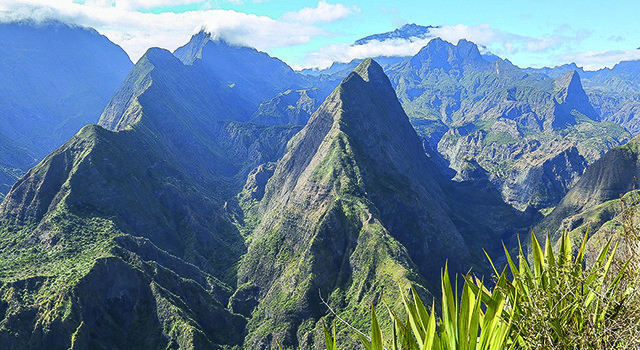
[499,146,587,210]
[241,162,276,201]
[437,126,588,210]
[550,70,598,129]
[250,88,332,126]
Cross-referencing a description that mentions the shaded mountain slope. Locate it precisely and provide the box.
[0,130,37,195]
[0,45,303,348]
[0,124,247,276]
[99,47,302,187]
[0,125,247,348]
[250,86,336,126]
[0,21,133,195]
[174,31,308,116]
[536,135,640,240]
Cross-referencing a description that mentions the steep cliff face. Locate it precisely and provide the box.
[501,146,587,209]
[550,70,599,128]
[490,145,587,210]
[437,128,590,211]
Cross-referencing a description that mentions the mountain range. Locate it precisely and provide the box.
[294,37,630,212]
[0,21,639,349]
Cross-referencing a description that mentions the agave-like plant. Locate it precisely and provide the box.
[324,263,514,350]
[494,231,628,349]
[324,229,633,349]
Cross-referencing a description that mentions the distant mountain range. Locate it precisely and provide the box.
[527,61,640,135]
[295,37,630,211]
[354,23,438,45]
[0,21,640,349]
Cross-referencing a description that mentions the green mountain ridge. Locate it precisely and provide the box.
[0,43,305,348]
[292,38,629,211]
[233,59,526,349]
[0,124,247,348]
[388,40,628,211]
[527,59,640,135]
[0,54,527,349]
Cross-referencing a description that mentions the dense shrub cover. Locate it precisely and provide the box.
[324,230,640,349]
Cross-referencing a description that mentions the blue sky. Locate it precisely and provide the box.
[1,0,638,70]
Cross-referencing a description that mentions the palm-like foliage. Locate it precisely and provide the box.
[496,231,628,349]
[325,264,514,350]
[324,230,634,349]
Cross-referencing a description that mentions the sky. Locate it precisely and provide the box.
[0,0,638,71]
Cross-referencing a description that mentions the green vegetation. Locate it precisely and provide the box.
[325,230,640,349]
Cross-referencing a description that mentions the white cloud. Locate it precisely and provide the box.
[299,37,437,69]
[0,2,635,72]
[429,24,499,47]
[429,24,569,55]
[0,0,337,63]
[280,1,359,24]
[296,23,610,70]
[299,24,501,69]
[109,0,206,11]
[200,11,325,48]
[561,49,640,71]
[297,24,496,69]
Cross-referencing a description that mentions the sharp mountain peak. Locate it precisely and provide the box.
[350,58,386,83]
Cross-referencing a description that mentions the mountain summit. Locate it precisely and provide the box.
[233,59,473,348]
[551,70,598,128]
[0,38,303,349]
